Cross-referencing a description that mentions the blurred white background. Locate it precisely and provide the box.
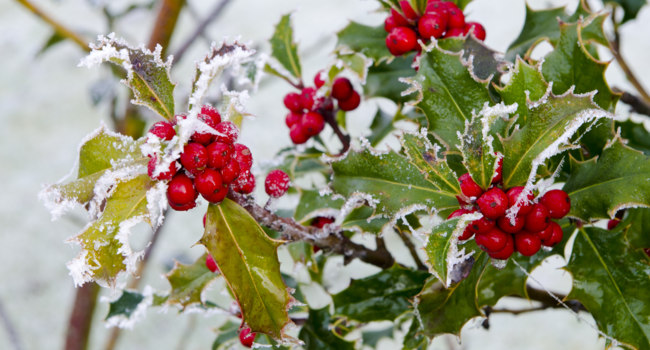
[1,0,648,349]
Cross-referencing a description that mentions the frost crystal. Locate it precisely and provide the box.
[104,286,154,329]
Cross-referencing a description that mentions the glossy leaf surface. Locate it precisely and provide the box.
[298,307,354,350]
[164,253,218,309]
[269,14,302,79]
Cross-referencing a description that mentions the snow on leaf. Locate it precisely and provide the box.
[164,253,219,310]
[495,58,548,125]
[437,35,509,82]
[401,130,460,195]
[105,287,153,329]
[79,33,176,120]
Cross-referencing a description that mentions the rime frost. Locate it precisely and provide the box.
[104,286,154,329]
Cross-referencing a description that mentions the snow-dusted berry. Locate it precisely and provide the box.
[200,104,221,124]
[312,216,334,228]
[149,121,176,141]
[232,170,256,194]
[233,143,253,171]
[465,22,486,41]
[314,71,326,88]
[191,111,220,145]
[147,157,177,181]
[215,121,239,144]
[265,169,290,198]
[506,186,533,215]
[239,327,256,348]
[221,159,241,184]
[459,173,483,198]
[497,215,525,234]
[418,13,447,39]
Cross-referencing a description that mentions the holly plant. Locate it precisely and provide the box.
[39,0,650,349]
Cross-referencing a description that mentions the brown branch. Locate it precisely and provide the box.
[321,108,351,156]
[395,227,427,271]
[14,0,90,52]
[228,192,395,269]
[147,0,185,55]
[615,88,650,116]
[609,8,650,102]
[64,283,100,350]
[524,286,586,313]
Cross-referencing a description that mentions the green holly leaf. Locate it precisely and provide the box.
[330,147,459,218]
[80,34,175,120]
[106,290,145,320]
[566,227,650,349]
[406,47,493,152]
[621,208,650,249]
[211,320,240,350]
[367,108,397,147]
[563,137,650,220]
[437,35,507,81]
[341,206,390,234]
[275,147,328,180]
[78,127,146,178]
[332,265,429,322]
[403,315,428,350]
[164,253,219,310]
[298,307,355,350]
[201,199,293,340]
[618,119,650,155]
[606,0,647,23]
[294,190,343,224]
[337,22,391,63]
[337,52,372,82]
[268,14,302,80]
[365,54,414,103]
[495,59,548,124]
[541,20,619,111]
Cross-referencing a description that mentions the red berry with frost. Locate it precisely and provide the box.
[301,87,317,111]
[540,189,571,219]
[492,156,503,184]
[215,121,239,144]
[515,231,541,256]
[477,188,508,219]
[488,234,514,260]
[524,203,550,232]
[459,173,483,198]
[205,254,219,273]
[497,215,525,234]
[191,113,219,145]
[265,169,290,198]
[314,71,326,88]
[475,227,508,252]
[149,121,176,141]
[445,27,465,38]
[180,143,208,174]
[172,113,187,125]
[285,112,302,127]
[506,186,534,215]
[233,143,253,171]
[220,159,240,184]
[284,92,302,112]
[418,13,447,39]
[195,168,224,202]
[239,327,256,348]
[607,219,621,230]
[338,91,361,111]
[399,0,419,20]
[167,173,197,209]
[425,1,455,14]
[301,112,325,136]
[465,22,486,41]
[147,157,178,181]
[200,105,221,123]
[446,7,465,29]
[312,216,335,228]
[206,142,233,169]
[332,77,354,101]
[541,222,563,247]
[232,170,256,194]
[386,27,418,56]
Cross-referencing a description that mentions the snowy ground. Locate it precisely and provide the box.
[1,0,648,349]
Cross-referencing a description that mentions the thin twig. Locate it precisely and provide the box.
[14,0,90,52]
[147,0,184,55]
[321,108,351,156]
[615,88,650,116]
[173,0,234,64]
[64,283,100,350]
[0,298,23,350]
[395,227,427,271]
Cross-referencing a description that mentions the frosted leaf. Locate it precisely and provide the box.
[104,286,153,329]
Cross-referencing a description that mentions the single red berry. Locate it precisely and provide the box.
[465,22,486,41]
[515,231,541,256]
[541,222,563,247]
[488,234,514,260]
[206,142,233,169]
[312,216,335,228]
[497,215,525,234]
[418,13,447,39]
[458,173,483,198]
[475,227,508,252]
[149,121,176,141]
[492,156,503,184]
[644,248,650,257]
[214,121,239,144]
[524,203,550,232]
[425,1,455,15]
[332,77,354,101]
[265,169,290,198]
[447,209,475,239]
[540,189,571,219]
[386,27,418,56]
[607,219,621,230]
[314,71,326,88]
[180,143,208,174]
[233,143,253,171]
[301,87,317,111]
[470,215,496,234]
[285,112,302,127]
[220,159,240,184]
[283,92,303,112]
[506,186,534,215]
[301,112,326,136]
[167,173,197,209]
[399,0,419,20]
[195,168,224,202]
[232,170,256,194]
[205,254,219,273]
[191,112,220,145]
[447,208,471,219]
[338,91,361,111]
[384,15,398,33]
[445,27,465,38]
[446,7,466,29]
[239,327,256,348]
[476,188,509,219]
[171,113,187,126]
[289,124,310,144]
[200,105,222,124]
[203,185,228,203]
[147,157,178,181]
[168,200,196,211]
[458,227,475,241]
[537,222,557,241]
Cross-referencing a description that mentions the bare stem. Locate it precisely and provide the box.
[0,298,24,350]
[147,0,185,55]
[64,283,100,350]
[615,88,650,116]
[173,0,233,64]
[609,8,650,102]
[15,0,90,51]
[321,108,351,156]
[395,227,427,271]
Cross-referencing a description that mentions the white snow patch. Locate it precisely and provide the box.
[147,181,168,229]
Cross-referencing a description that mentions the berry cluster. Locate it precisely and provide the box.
[449,162,570,260]
[283,73,360,145]
[384,0,486,56]
[146,105,256,211]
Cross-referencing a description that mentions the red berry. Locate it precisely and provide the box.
[195,168,224,202]
[284,92,302,112]
[168,200,196,211]
[540,189,571,219]
[459,173,483,198]
[200,105,222,124]
[399,0,419,20]
[497,215,525,234]
[316,96,334,112]
[214,121,239,144]
[232,170,256,194]
[191,110,221,145]
[180,143,208,174]
[289,124,310,144]
[458,227,475,241]
[470,215,496,234]
[390,8,411,27]
[475,227,508,252]
[446,7,466,29]
[312,216,335,228]
[301,87,317,111]
[338,91,361,111]
[488,234,514,260]
[541,222,563,247]
[384,15,399,32]
[239,327,256,348]
[202,213,206,227]
[147,157,178,181]
[445,27,465,38]
[301,112,326,137]
[233,143,253,171]
[476,188,508,219]
[386,27,418,56]
[492,156,503,184]
[537,222,556,241]
[220,159,240,184]
[506,186,534,215]
[172,113,187,125]
[418,13,447,39]
[524,203,550,232]
[515,231,541,256]
[149,121,176,141]
[447,208,470,219]
[265,169,290,198]
[314,71,326,88]
[285,112,302,127]
[203,185,228,203]
[425,1,455,14]
[205,254,219,273]
[607,219,621,230]
[465,22,486,41]
[446,209,474,240]
[206,142,233,169]
[167,173,197,209]
[332,77,354,101]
